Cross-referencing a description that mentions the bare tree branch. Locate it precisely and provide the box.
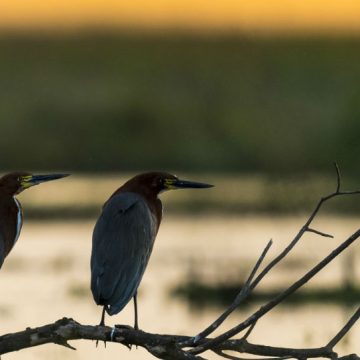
[0,318,204,360]
[241,321,257,341]
[327,306,360,349]
[189,229,360,355]
[187,239,273,345]
[0,317,350,359]
[190,163,360,348]
[212,349,291,360]
[220,339,335,358]
[338,355,360,360]
[306,227,334,238]
[335,162,341,193]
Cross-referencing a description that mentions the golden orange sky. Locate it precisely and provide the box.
[2,0,360,34]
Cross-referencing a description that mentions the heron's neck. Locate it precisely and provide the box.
[111,187,163,230]
[144,196,163,232]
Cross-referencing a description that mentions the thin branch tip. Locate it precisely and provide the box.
[60,341,76,351]
[326,307,360,349]
[334,162,341,193]
[307,228,334,238]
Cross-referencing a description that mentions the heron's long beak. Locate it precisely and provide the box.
[21,173,70,189]
[165,178,213,190]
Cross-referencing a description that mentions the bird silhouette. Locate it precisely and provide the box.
[0,172,69,269]
[91,172,213,329]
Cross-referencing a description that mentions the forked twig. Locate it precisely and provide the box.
[189,228,360,355]
[186,240,272,345]
[327,306,360,349]
[307,228,334,238]
[191,163,360,346]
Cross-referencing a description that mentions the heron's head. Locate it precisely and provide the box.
[0,172,69,195]
[121,172,213,198]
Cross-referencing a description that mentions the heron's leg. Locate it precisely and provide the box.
[100,305,106,326]
[96,306,107,347]
[134,293,139,330]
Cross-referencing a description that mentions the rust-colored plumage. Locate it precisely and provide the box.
[0,172,69,268]
[91,171,213,329]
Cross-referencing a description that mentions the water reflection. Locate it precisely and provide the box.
[0,216,359,359]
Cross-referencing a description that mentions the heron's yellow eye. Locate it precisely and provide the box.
[20,176,33,189]
[164,178,176,189]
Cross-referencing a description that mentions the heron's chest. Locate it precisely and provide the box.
[0,197,23,255]
[12,197,23,245]
[149,211,158,240]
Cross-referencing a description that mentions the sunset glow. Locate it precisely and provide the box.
[2,0,360,34]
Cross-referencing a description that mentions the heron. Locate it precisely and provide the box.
[90,171,213,329]
[0,172,69,269]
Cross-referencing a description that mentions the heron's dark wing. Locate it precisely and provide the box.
[0,200,19,269]
[91,192,157,315]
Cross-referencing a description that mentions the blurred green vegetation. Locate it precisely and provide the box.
[19,174,360,218]
[172,280,360,309]
[1,33,360,176]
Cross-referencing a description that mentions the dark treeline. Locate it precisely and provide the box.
[1,33,360,175]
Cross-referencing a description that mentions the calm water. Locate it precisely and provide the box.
[0,216,359,359]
